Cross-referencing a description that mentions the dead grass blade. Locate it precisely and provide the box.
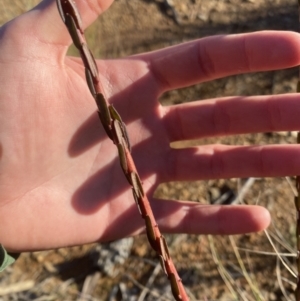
[229,236,264,301]
[208,235,243,301]
[276,257,294,301]
[264,230,296,278]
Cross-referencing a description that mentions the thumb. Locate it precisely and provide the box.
[10,0,114,48]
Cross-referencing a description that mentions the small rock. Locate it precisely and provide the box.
[92,238,134,277]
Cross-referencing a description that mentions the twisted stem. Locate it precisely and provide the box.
[55,1,189,300]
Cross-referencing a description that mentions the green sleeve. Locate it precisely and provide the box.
[0,244,20,272]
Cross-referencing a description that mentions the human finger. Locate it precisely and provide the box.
[143,31,300,92]
[162,94,300,141]
[151,200,270,235]
[162,144,300,182]
[103,200,270,241]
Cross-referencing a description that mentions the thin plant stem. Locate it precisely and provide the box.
[55,1,189,300]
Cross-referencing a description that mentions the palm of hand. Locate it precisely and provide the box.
[0,12,175,251]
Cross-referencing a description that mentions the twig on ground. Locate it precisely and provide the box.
[125,274,173,301]
[77,272,100,301]
[0,280,35,296]
[138,264,162,301]
[233,178,256,204]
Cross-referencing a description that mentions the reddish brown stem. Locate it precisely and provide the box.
[56,1,189,300]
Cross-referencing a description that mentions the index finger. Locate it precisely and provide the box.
[142,31,300,92]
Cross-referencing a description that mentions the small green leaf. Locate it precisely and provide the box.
[0,245,17,272]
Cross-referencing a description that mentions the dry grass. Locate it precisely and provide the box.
[0,0,39,25]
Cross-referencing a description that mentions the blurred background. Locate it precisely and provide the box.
[0,0,299,300]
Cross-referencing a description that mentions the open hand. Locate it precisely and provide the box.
[1,0,299,252]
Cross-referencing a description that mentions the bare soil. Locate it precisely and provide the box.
[0,0,299,300]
